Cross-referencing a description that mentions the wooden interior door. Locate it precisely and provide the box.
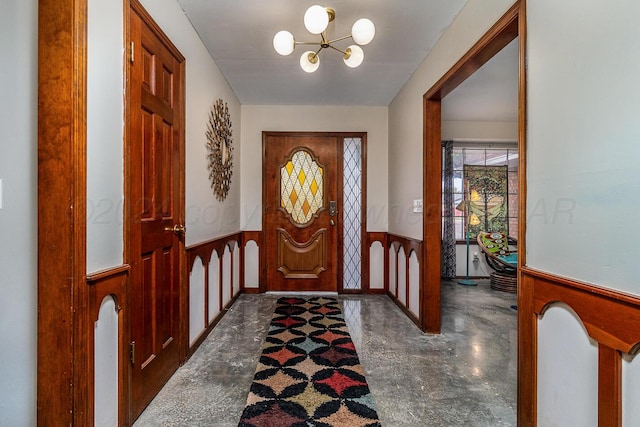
[264,133,340,292]
[128,2,185,420]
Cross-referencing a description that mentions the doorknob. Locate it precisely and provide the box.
[164,224,186,236]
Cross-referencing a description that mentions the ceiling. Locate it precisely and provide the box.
[442,39,518,121]
[175,0,518,120]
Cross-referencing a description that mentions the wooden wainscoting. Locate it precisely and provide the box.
[242,230,263,293]
[186,233,242,355]
[86,265,130,426]
[519,267,640,427]
[387,234,424,329]
[366,232,388,294]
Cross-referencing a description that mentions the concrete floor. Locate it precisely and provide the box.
[134,280,517,426]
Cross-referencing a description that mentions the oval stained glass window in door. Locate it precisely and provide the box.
[280,150,323,225]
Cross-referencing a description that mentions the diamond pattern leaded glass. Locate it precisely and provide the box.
[343,138,362,290]
[281,150,324,225]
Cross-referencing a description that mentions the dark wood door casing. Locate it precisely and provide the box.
[127,0,186,420]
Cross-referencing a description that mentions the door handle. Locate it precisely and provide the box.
[164,224,186,236]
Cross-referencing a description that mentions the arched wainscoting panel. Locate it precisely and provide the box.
[388,246,396,297]
[386,235,423,329]
[369,241,384,290]
[209,251,221,323]
[244,240,259,289]
[538,303,598,426]
[94,296,118,427]
[408,251,420,317]
[397,248,407,305]
[189,257,205,345]
[222,246,232,307]
[623,353,640,425]
[233,242,240,296]
[185,232,241,356]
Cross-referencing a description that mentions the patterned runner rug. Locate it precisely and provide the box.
[238,296,381,427]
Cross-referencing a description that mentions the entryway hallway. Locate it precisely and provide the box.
[134,281,517,426]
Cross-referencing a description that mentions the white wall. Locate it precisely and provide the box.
[456,244,492,278]
[538,305,598,426]
[442,120,517,142]
[526,2,640,423]
[87,0,124,273]
[369,242,385,290]
[388,0,516,239]
[244,241,259,289]
[189,258,206,345]
[240,105,388,232]
[527,0,640,296]
[139,0,242,246]
[623,354,640,426]
[0,0,38,424]
[94,297,119,427]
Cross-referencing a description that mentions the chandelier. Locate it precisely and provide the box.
[273,5,375,73]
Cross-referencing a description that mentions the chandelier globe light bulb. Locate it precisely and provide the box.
[273,31,295,56]
[300,51,320,73]
[351,18,375,45]
[304,5,330,34]
[343,45,364,68]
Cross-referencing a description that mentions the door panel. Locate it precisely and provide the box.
[128,3,185,420]
[277,228,327,278]
[265,134,339,292]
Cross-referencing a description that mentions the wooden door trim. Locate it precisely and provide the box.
[261,131,367,293]
[37,0,89,424]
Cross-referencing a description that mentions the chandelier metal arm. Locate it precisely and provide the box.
[296,33,352,50]
[327,44,348,56]
[326,34,353,45]
[295,41,323,46]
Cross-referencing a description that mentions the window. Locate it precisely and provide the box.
[343,138,363,290]
[443,145,518,240]
[280,150,324,225]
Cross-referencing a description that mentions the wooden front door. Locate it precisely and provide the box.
[128,2,185,420]
[264,133,340,292]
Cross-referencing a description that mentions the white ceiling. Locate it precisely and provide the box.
[442,39,519,121]
[175,0,518,120]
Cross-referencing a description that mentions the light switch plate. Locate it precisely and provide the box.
[412,199,422,213]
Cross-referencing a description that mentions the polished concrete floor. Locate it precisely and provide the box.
[134,280,517,426]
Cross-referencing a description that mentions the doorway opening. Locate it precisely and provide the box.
[421,1,523,333]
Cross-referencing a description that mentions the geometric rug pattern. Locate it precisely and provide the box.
[238,296,381,426]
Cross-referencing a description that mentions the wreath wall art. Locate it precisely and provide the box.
[206,99,233,201]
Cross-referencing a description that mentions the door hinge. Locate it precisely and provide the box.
[129,341,136,365]
[130,41,135,64]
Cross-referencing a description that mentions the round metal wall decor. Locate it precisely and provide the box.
[206,99,233,201]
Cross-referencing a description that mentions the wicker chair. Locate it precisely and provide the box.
[476,231,517,292]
